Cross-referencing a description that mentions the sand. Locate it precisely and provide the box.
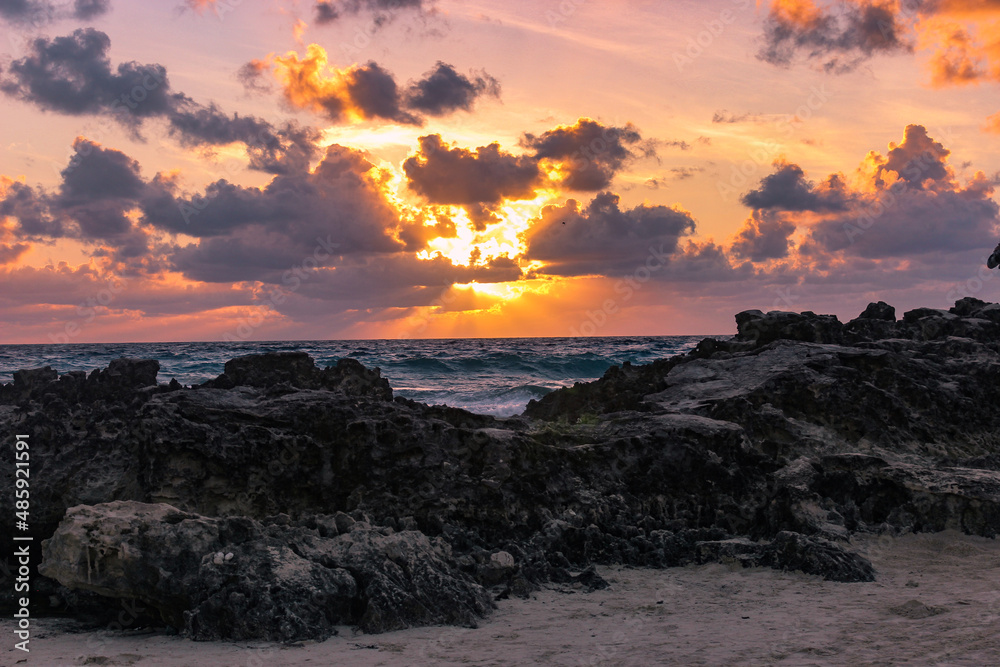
[6,531,1000,666]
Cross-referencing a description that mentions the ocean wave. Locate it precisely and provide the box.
[0,336,706,415]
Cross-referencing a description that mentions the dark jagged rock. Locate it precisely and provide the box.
[203,352,392,400]
[5,300,1000,640]
[734,309,845,346]
[857,301,896,321]
[39,502,491,640]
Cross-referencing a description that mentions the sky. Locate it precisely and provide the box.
[1,0,999,343]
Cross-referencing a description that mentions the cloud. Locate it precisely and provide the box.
[868,123,952,189]
[313,0,427,25]
[237,59,274,95]
[730,210,798,261]
[0,243,30,264]
[405,62,500,116]
[758,0,911,72]
[0,29,319,171]
[0,139,156,260]
[741,160,850,211]
[0,28,174,124]
[754,125,1000,259]
[0,179,62,237]
[1,138,411,271]
[403,134,542,205]
[756,0,1000,93]
[161,143,411,283]
[0,0,109,24]
[167,102,321,174]
[712,110,765,123]
[521,118,648,191]
[269,45,499,125]
[73,0,110,19]
[522,191,696,276]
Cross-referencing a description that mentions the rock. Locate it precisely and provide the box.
[223,351,318,388]
[12,366,58,392]
[211,353,392,400]
[9,300,1000,637]
[99,358,160,388]
[734,310,844,346]
[39,501,491,640]
[761,531,875,582]
[856,301,896,321]
[949,297,988,318]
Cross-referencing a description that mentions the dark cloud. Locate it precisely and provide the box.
[2,139,398,269]
[0,0,109,24]
[758,0,911,72]
[0,29,317,172]
[406,62,500,116]
[741,161,850,211]
[804,181,999,258]
[0,139,152,258]
[0,28,173,124]
[0,243,30,264]
[523,191,696,276]
[314,1,339,23]
[345,61,420,124]
[313,0,426,25]
[0,181,62,237]
[163,144,408,283]
[73,0,110,19]
[403,134,541,205]
[730,210,797,262]
[167,103,320,174]
[269,48,500,126]
[790,126,1000,259]
[58,138,146,205]
[521,118,647,191]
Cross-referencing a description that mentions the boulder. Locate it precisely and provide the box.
[40,501,492,640]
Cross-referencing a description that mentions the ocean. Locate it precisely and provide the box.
[0,336,708,417]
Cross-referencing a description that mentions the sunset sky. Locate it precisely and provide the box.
[1,0,999,342]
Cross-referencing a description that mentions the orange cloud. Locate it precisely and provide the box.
[272,45,418,124]
[920,16,1000,86]
[770,0,825,29]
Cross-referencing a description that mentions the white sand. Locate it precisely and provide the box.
[6,531,1000,666]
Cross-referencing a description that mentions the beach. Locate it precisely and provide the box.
[8,531,999,666]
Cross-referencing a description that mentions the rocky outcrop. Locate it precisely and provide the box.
[4,299,1000,640]
[39,502,491,640]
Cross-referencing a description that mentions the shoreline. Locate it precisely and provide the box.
[6,531,999,666]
